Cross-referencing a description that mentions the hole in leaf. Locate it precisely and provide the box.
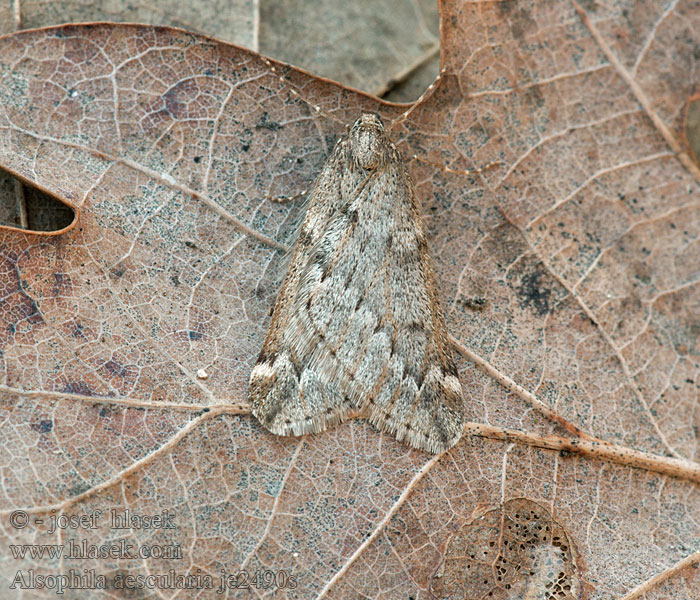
[0,169,75,232]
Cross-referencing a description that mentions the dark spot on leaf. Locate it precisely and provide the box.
[163,84,189,118]
[31,419,53,434]
[104,360,130,377]
[62,381,93,396]
[509,7,537,41]
[256,112,281,131]
[497,0,516,14]
[67,483,92,497]
[52,273,72,296]
[516,268,553,316]
[524,85,545,109]
[459,296,486,311]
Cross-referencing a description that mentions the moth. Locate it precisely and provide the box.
[249,113,465,453]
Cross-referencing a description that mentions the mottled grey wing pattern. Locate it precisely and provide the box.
[248,114,465,453]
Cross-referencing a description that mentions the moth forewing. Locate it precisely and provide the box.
[249,113,465,453]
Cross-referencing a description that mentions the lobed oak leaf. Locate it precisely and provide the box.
[0,2,699,598]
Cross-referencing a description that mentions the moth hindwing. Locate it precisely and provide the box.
[249,113,465,453]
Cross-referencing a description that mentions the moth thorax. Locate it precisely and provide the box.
[349,114,389,170]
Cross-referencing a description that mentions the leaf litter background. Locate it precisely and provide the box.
[0,0,699,598]
[0,0,441,231]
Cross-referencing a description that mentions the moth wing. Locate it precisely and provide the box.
[351,157,466,453]
[248,142,361,436]
[250,139,465,453]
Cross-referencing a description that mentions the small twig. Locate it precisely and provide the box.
[14,178,28,229]
[466,422,700,483]
[449,334,591,440]
[616,550,700,600]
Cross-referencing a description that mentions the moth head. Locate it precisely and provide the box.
[349,113,390,170]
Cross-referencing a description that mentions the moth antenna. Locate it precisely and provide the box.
[388,67,447,131]
[261,58,348,129]
[385,67,501,181]
[411,155,503,178]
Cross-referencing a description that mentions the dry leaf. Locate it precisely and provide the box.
[430,498,579,599]
[258,0,440,97]
[0,1,699,598]
[0,0,440,232]
[1,0,257,46]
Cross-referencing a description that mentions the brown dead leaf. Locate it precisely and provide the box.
[0,0,440,232]
[0,0,258,235]
[3,0,257,47]
[258,0,440,98]
[430,498,579,599]
[0,1,699,598]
